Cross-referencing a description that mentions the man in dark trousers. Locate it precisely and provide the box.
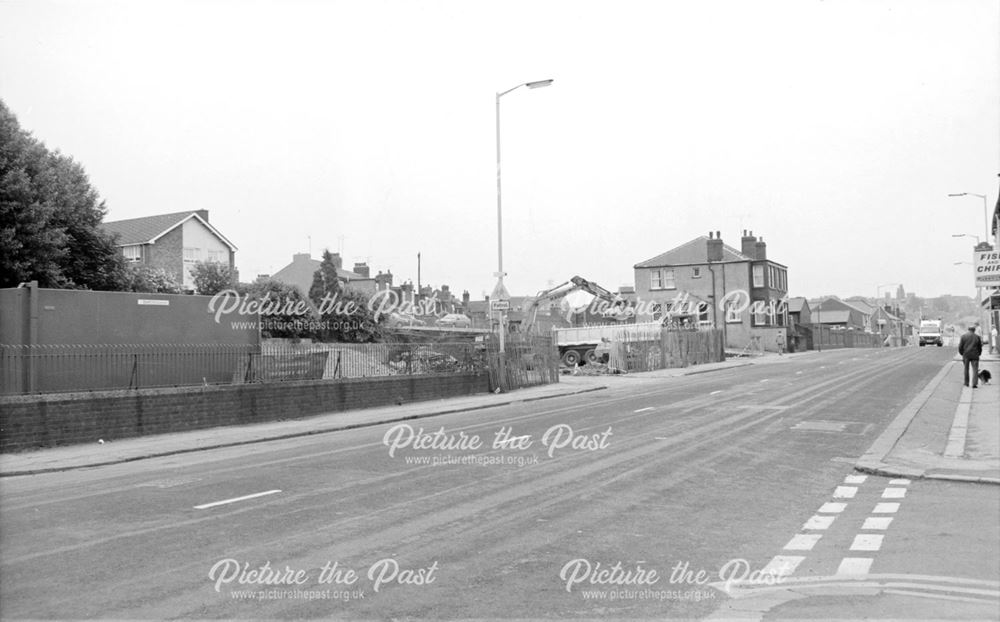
[958,325,983,388]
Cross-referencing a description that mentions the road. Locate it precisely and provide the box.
[1,346,997,619]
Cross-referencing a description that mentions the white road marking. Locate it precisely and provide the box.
[634,407,655,413]
[784,534,823,551]
[818,502,847,513]
[762,555,805,577]
[863,517,894,530]
[760,379,770,383]
[194,489,281,510]
[833,486,858,499]
[654,437,671,440]
[844,474,868,484]
[873,502,900,514]
[710,390,723,395]
[803,515,837,530]
[882,487,907,499]
[889,478,911,485]
[836,557,874,576]
[796,371,803,375]
[850,534,884,551]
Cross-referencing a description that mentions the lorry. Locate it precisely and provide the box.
[554,321,665,366]
[917,319,944,347]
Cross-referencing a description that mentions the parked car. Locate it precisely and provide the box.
[435,313,472,328]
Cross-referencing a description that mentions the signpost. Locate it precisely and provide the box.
[973,246,1000,288]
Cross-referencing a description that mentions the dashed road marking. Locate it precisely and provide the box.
[784,534,823,551]
[634,407,655,413]
[873,502,900,514]
[844,474,868,484]
[194,489,281,510]
[863,517,894,530]
[889,478,911,485]
[710,390,723,395]
[803,515,837,530]
[833,486,858,499]
[836,557,874,576]
[818,502,847,513]
[882,487,907,499]
[850,534,884,551]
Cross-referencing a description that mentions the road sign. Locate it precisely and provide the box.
[490,279,511,302]
[491,300,510,311]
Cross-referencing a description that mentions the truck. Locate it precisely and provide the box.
[918,319,944,347]
[554,321,665,366]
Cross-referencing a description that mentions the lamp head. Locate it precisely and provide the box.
[526,79,554,89]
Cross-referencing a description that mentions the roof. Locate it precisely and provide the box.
[813,310,853,324]
[843,299,875,314]
[786,297,809,313]
[270,255,368,295]
[101,211,237,251]
[635,236,751,268]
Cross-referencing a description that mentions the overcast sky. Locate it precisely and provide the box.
[2,0,997,300]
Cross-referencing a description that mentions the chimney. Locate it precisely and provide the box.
[441,284,450,298]
[375,270,394,290]
[352,262,370,278]
[462,290,470,306]
[741,230,757,259]
[293,252,311,263]
[754,236,767,261]
[707,230,724,262]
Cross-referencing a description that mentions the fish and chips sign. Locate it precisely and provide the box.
[973,247,1000,288]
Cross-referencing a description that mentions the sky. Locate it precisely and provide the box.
[1,0,998,301]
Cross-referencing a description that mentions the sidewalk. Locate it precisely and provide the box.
[2,356,775,477]
[856,353,1000,484]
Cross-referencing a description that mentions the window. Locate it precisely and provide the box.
[650,270,663,289]
[183,247,200,263]
[122,245,141,262]
[726,301,741,323]
[692,267,701,279]
[753,264,764,288]
[698,305,710,325]
[752,300,769,327]
[207,250,225,263]
[663,269,676,289]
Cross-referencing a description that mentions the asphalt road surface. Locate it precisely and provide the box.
[2,346,997,619]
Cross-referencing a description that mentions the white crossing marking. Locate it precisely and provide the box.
[784,534,823,551]
[862,517,894,530]
[872,502,900,514]
[850,534,884,551]
[836,557,874,576]
[844,475,868,484]
[882,487,907,499]
[818,502,847,513]
[833,486,858,499]
[634,407,655,413]
[888,478,911,485]
[803,515,837,530]
[194,489,282,510]
[761,555,805,577]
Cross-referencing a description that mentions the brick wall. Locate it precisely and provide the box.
[147,227,184,285]
[0,373,489,452]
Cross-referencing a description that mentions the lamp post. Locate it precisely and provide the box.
[948,193,989,241]
[952,234,987,341]
[494,78,553,353]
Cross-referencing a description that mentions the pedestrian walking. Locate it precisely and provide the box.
[958,325,983,389]
[776,334,785,356]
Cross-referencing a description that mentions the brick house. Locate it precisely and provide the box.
[634,230,789,352]
[813,298,869,331]
[101,210,237,291]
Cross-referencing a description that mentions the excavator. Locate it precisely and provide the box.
[511,276,632,336]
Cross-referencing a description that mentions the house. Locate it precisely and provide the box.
[634,230,789,352]
[270,253,379,296]
[813,298,869,331]
[786,297,812,351]
[101,210,237,291]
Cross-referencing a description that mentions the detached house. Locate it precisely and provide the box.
[634,230,789,352]
[101,210,237,291]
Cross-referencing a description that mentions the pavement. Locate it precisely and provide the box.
[856,352,1000,484]
[2,348,997,483]
[0,353,801,477]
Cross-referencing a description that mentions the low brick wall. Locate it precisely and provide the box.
[0,373,489,452]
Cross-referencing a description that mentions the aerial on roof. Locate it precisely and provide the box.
[634,236,750,268]
[101,210,237,250]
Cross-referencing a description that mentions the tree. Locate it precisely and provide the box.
[244,277,312,339]
[308,249,384,342]
[191,260,234,296]
[308,249,342,305]
[0,99,124,289]
[119,265,183,294]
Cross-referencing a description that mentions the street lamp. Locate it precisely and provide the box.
[951,233,980,245]
[494,78,553,353]
[948,193,989,241]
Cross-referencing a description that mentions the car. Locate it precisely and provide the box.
[435,313,472,328]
